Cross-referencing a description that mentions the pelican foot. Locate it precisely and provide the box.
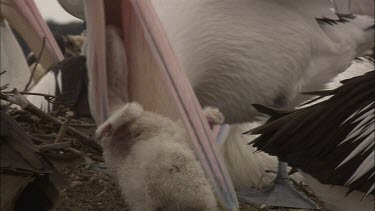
[236,162,319,209]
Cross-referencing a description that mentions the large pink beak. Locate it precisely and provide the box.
[1,0,64,72]
[84,0,238,209]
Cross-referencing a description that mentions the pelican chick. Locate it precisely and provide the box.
[96,103,224,211]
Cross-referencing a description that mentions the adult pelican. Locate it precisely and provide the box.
[11,0,373,209]
[0,0,65,116]
[0,0,64,84]
[1,0,91,117]
[54,0,375,209]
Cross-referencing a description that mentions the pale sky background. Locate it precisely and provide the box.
[34,0,82,23]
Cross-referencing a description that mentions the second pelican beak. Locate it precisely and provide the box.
[1,0,64,75]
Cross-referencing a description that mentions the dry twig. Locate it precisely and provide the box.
[3,91,56,98]
[69,123,97,128]
[32,133,57,139]
[65,148,94,165]
[38,141,72,152]
[31,136,48,144]
[55,111,74,143]
[0,84,9,90]
[43,147,94,165]
[0,90,102,153]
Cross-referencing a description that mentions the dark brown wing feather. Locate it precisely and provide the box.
[0,112,52,174]
[0,111,60,210]
[249,71,375,195]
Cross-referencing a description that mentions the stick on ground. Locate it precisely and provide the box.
[0,90,102,154]
[55,111,74,143]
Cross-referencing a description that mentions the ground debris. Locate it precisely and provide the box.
[2,98,328,211]
[55,162,127,211]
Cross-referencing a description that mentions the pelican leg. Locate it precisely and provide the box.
[214,124,231,146]
[236,161,319,209]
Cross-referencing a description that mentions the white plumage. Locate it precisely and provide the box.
[152,0,373,122]
[219,123,278,189]
[149,0,374,193]
[96,102,221,211]
[0,19,30,91]
[26,70,61,112]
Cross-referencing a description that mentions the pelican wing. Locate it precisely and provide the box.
[0,111,51,173]
[250,70,375,196]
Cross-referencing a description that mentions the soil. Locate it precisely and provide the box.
[52,159,328,211]
[54,161,127,211]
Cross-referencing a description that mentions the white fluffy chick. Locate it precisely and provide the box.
[96,103,224,211]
